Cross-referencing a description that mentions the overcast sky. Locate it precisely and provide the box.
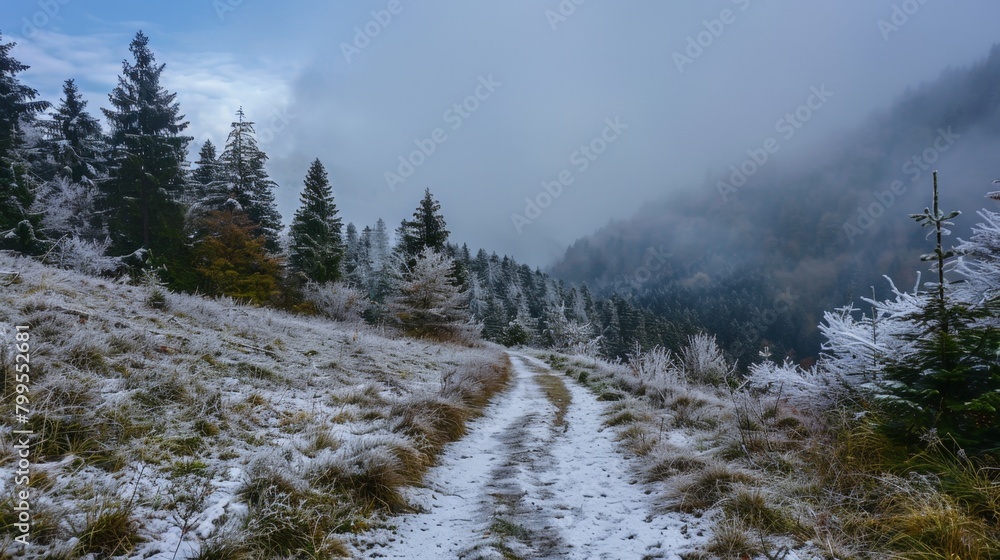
[5,1,1000,267]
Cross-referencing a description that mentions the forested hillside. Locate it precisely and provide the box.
[552,45,1000,367]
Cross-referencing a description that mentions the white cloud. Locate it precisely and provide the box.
[14,29,298,162]
[14,29,123,104]
[161,52,298,154]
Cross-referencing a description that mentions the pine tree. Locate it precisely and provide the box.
[0,32,50,252]
[288,159,343,283]
[220,107,281,252]
[542,301,597,351]
[101,31,192,275]
[450,243,472,289]
[599,299,623,358]
[189,139,227,206]
[468,273,488,318]
[371,218,391,273]
[391,248,471,340]
[397,188,449,262]
[504,290,535,346]
[30,79,107,247]
[481,296,508,343]
[364,218,396,323]
[953,188,1000,306]
[193,140,221,185]
[45,79,105,184]
[581,283,597,321]
[881,172,1000,454]
[342,222,362,281]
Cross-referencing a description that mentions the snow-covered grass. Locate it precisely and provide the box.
[0,253,510,558]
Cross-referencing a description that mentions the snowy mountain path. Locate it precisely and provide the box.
[355,353,699,559]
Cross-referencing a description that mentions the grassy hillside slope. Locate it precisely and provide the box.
[0,253,509,558]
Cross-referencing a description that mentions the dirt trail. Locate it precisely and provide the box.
[356,353,699,559]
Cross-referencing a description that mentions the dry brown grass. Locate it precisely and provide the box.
[676,465,756,513]
[535,373,572,427]
[390,396,470,458]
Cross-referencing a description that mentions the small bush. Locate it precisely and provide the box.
[872,474,999,559]
[243,497,349,558]
[331,384,386,407]
[301,281,370,323]
[616,424,656,456]
[29,415,115,466]
[645,455,708,482]
[236,362,278,381]
[65,342,108,373]
[38,373,96,411]
[605,409,639,427]
[130,371,189,407]
[194,418,221,437]
[679,333,733,386]
[440,356,511,410]
[147,288,168,310]
[0,493,58,545]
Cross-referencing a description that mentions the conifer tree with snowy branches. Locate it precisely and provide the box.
[101,31,192,281]
[220,107,282,252]
[289,158,343,284]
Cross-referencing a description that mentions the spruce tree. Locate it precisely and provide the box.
[365,218,396,323]
[220,107,281,252]
[193,140,221,186]
[391,248,471,340]
[481,296,507,342]
[46,79,105,184]
[397,188,449,262]
[288,158,343,283]
[101,31,192,277]
[189,139,227,207]
[881,172,1000,454]
[372,218,391,273]
[31,80,107,246]
[342,222,361,282]
[0,32,50,252]
[580,284,597,320]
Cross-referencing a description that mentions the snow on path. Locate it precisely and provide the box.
[355,353,702,559]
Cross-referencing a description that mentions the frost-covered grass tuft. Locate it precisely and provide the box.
[0,252,510,559]
[389,395,470,457]
[309,434,424,514]
[73,495,143,557]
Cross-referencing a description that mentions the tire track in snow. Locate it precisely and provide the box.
[356,353,698,559]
